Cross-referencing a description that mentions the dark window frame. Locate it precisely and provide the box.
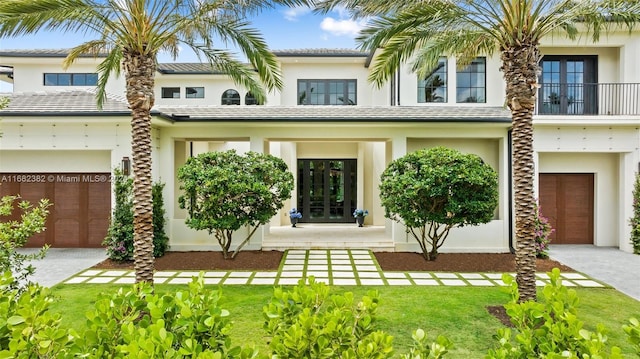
[418,57,448,103]
[43,73,98,86]
[185,86,205,99]
[245,92,262,105]
[538,55,598,115]
[161,87,181,99]
[221,89,241,105]
[297,79,357,105]
[456,57,486,103]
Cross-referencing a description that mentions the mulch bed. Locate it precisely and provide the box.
[93,250,573,273]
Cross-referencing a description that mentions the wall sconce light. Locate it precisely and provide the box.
[121,156,131,176]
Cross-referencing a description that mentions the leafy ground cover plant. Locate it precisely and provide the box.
[0,195,50,292]
[487,269,624,358]
[379,146,498,261]
[178,150,294,259]
[263,277,452,358]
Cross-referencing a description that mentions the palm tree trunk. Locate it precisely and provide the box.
[123,51,156,284]
[501,43,540,302]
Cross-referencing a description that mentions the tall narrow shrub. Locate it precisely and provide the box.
[103,170,169,260]
[630,172,640,254]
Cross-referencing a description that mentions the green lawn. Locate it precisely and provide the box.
[49,283,640,358]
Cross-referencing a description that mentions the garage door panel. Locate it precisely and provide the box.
[0,173,110,248]
[55,219,81,247]
[539,173,593,244]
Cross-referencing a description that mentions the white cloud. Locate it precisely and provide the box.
[283,6,312,21]
[319,17,365,37]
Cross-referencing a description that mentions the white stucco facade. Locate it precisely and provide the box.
[1,27,640,252]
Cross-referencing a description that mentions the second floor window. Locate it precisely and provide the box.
[298,79,356,105]
[418,57,447,103]
[161,87,180,98]
[44,73,98,86]
[221,89,240,105]
[245,92,262,105]
[539,56,597,115]
[456,57,486,103]
[186,87,204,98]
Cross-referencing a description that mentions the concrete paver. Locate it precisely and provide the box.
[15,247,632,293]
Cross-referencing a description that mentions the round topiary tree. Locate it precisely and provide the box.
[177,150,294,259]
[380,146,499,261]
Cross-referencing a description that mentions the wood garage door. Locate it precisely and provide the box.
[0,173,111,248]
[539,173,594,244]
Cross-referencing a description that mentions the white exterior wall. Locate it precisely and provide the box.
[5,58,124,95]
[535,125,640,252]
[278,62,388,106]
[398,55,506,107]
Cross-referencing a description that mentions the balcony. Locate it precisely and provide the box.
[535,83,640,116]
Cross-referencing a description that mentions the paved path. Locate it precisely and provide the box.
[19,248,106,288]
[63,249,603,288]
[549,245,640,301]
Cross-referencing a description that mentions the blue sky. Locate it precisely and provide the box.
[0,5,364,62]
[0,5,365,91]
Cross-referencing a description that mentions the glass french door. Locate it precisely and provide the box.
[539,56,597,115]
[297,159,357,223]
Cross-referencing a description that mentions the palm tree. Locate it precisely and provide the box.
[0,0,305,284]
[315,0,639,302]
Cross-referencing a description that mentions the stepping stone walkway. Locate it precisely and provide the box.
[64,249,606,287]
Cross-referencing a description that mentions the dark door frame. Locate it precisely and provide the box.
[297,159,357,223]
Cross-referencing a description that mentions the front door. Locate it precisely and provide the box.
[539,173,594,244]
[297,159,357,223]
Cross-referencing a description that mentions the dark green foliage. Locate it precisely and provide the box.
[630,173,640,254]
[0,195,50,292]
[103,169,170,261]
[178,150,294,259]
[103,170,134,261]
[487,269,623,358]
[152,182,170,257]
[379,146,499,260]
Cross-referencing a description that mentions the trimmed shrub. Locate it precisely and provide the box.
[379,146,499,261]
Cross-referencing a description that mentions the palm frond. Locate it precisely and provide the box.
[0,0,109,37]
[192,46,268,104]
[95,49,123,109]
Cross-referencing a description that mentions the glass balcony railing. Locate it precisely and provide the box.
[535,83,640,116]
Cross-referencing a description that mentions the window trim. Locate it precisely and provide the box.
[297,79,357,105]
[221,89,241,105]
[161,87,181,99]
[185,86,205,99]
[43,73,98,86]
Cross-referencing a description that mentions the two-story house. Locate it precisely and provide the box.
[1,27,639,254]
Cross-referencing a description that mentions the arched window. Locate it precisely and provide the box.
[221,89,240,105]
[245,92,262,105]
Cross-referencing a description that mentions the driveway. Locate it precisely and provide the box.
[548,245,640,301]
